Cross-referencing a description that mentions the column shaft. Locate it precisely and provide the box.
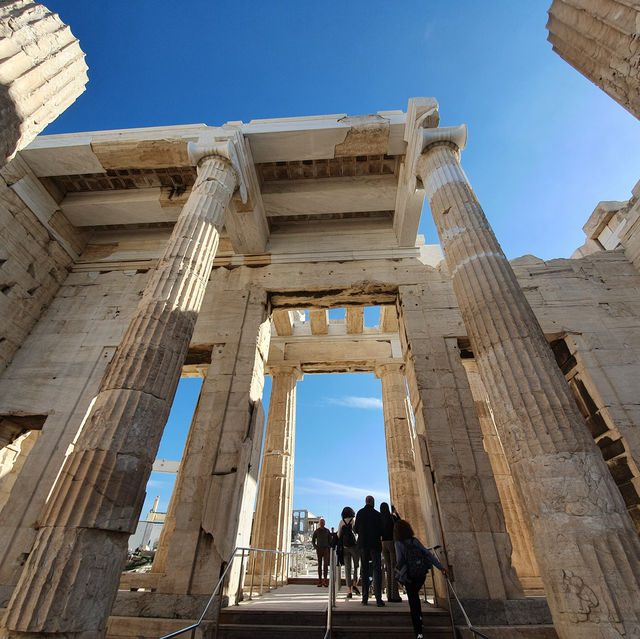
[461,358,542,591]
[251,368,299,562]
[1,155,237,639]
[376,363,425,541]
[417,139,640,637]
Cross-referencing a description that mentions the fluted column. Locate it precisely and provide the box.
[375,363,425,540]
[416,125,640,637]
[461,358,542,592]
[0,1,88,166]
[250,366,301,569]
[1,146,238,639]
[547,0,640,120]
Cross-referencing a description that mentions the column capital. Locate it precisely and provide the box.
[421,124,467,155]
[374,361,405,379]
[188,128,268,254]
[188,137,244,197]
[266,364,303,382]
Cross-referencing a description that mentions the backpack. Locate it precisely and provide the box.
[342,520,356,547]
[403,539,432,582]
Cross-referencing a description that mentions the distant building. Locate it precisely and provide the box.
[292,510,320,542]
[128,496,166,552]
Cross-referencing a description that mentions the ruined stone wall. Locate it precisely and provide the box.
[547,0,640,119]
[572,180,640,274]
[514,250,640,529]
[0,155,86,374]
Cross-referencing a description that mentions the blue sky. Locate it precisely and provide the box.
[43,2,639,535]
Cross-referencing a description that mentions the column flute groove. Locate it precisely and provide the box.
[416,125,640,638]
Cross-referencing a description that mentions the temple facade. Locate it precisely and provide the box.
[0,98,639,639]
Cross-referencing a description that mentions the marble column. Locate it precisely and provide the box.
[250,366,301,574]
[461,358,542,592]
[547,0,640,120]
[0,1,88,166]
[416,125,640,637]
[375,363,425,540]
[1,143,239,639]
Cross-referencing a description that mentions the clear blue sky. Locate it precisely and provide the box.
[44,2,639,536]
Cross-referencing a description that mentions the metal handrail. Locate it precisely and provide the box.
[158,545,289,639]
[323,547,337,639]
[430,546,490,639]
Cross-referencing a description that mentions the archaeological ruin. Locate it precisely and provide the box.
[0,91,639,639]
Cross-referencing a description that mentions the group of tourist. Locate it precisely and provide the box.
[311,495,448,639]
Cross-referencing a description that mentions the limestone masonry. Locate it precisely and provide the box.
[0,97,639,639]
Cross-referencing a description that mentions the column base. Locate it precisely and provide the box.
[454,597,553,627]
[111,590,223,620]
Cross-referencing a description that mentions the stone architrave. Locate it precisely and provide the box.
[0,1,88,166]
[375,362,425,540]
[1,143,239,639]
[250,366,301,577]
[416,124,640,637]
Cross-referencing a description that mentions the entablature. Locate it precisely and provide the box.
[15,99,441,258]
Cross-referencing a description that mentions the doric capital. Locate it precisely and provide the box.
[188,135,248,202]
[188,128,268,253]
[266,364,304,382]
[421,124,467,154]
[374,361,405,379]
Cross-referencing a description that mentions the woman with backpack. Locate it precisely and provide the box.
[337,506,360,598]
[394,519,448,639]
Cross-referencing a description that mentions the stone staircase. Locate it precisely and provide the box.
[215,606,453,638]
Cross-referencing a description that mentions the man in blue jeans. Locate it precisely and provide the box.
[354,495,385,606]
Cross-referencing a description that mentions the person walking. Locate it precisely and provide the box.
[354,495,384,606]
[380,502,401,602]
[337,506,360,599]
[394,519,448,639]
[311,518,332,586]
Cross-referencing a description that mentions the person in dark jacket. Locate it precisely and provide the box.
[394,519,448,639]
[312,518,332,586]
[354,495,384,606]
[380,502,401,602]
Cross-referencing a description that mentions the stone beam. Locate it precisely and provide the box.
[345,307,364,334]
[393,98,439,247]
[380,305,399,332]
[308,309,328,335]
[262,175,397,217]
[272,309,293,336]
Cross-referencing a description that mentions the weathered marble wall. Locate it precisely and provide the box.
[0,155,85,374]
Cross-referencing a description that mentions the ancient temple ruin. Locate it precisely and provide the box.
[0,97,639,639]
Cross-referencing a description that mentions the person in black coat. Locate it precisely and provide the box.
[354,495,385,606]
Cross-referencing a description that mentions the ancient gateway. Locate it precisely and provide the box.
[0,98,639,639]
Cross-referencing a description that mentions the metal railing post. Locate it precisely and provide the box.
[248,550,257,601]
[158,547,290,639]
[234,548,246,606]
